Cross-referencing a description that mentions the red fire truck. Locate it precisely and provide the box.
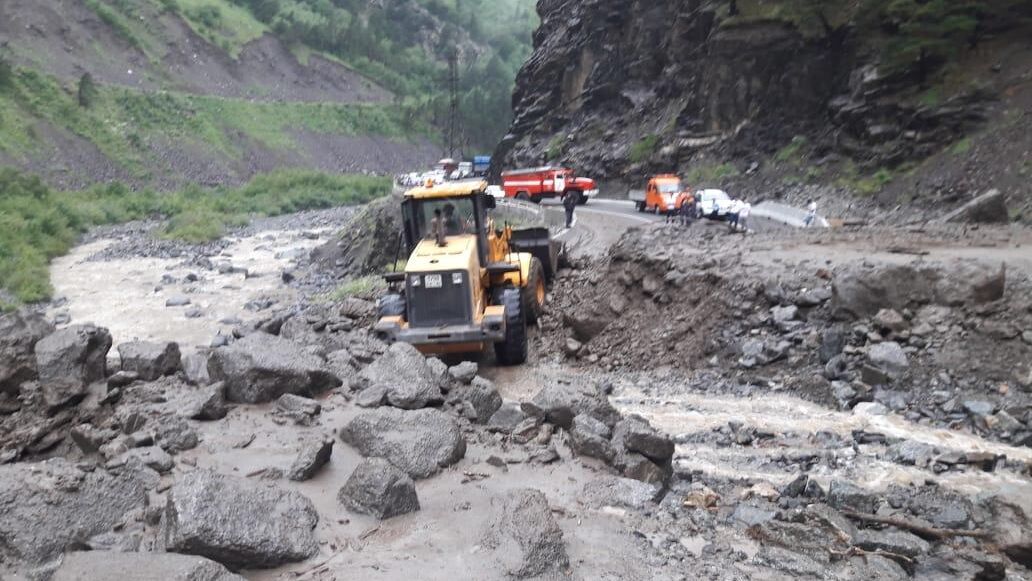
[500,167,598,205]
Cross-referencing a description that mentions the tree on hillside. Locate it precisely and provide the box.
[78,73,98,108]
[881,0,986,84]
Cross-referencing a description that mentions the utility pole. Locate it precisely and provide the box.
[445,49,461,158]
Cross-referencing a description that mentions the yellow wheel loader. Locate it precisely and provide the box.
[373,180,557,365]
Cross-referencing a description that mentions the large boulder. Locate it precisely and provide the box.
[581,476,662,510]
[0,459,148,566]
[340,408,466,479]
[569,413,614,461]
[287,438,334,482]
[942,189,1009,224]
[462,376,503,424]
[34,325,112,408]
[338,457,420,520]
[484,489,569,579]
[117,341,182,381]
[522,381,620,429]
[867,342,908,378]
[612,414,674,463]
[164,470,319,569]
[207,332,340,403]
[563,308,613,342]
[832,261,1005,319]
[0,310,54,394]
[52,551,246,581]
[934,261,1006,306]
[357,342,442,410]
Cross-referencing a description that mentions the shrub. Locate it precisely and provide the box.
[629,134,660,164]
[0,54,13,89]
[78,73,99,108]
[189,5,224,30]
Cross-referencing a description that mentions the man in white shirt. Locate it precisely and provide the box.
[738,200,752,232]
[805,199,817,227]
[728,199,745,231]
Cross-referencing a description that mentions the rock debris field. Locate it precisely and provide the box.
[0,205,1031,580]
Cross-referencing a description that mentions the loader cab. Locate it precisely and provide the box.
[400,182,496,266]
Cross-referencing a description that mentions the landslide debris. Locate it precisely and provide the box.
[3,217,1032,579]
[543,222,1032,448]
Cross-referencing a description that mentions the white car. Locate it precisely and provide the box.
[697,189,733,219]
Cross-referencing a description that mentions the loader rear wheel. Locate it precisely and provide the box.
[494,287,528,365]
[521,257,546,324]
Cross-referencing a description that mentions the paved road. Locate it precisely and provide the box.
[536,197,799,257]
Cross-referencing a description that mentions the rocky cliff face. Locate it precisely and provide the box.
[499,1,844,166]
[496,0,1032,219]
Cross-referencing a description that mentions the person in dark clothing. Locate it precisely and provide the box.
[443,203,462,235]
[563,192,578,228]
[678,191,695,227]
[430,208,447,246]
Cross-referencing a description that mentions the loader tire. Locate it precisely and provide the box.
[494,287,528,365]
[521,257,546,324]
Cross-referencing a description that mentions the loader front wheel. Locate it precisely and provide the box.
[521,257,546,324]
[494,287,528,365]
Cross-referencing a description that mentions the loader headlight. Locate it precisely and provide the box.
[410,275,421,287]
[452,272,463,285]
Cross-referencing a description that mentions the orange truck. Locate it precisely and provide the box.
[628,175,691,214]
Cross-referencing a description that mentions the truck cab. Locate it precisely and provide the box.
[501,167,598,205]
[632,175,689,214]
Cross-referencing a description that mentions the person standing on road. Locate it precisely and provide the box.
[678,190,695,227]
[804,199,818,227]
[727,199,742,231]
[563,191,577,229]
[738,199,751,233]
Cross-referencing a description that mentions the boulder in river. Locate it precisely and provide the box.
[34,324,112,409]
[483,488,569,579]
[0,310,54,394]
[52,551,246,581]
[0,459,147,566]
[522,381,620,429]
[117,341,181,381]
[340,407,465,479]
[338,457,420,519]
[358,342,443,410]
[164,469,319,569]
[207,332,340,403]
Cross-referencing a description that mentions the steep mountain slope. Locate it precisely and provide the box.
[0,0,536,189]
[496,0,1032,221]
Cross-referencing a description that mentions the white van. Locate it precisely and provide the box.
[697,189,733,219]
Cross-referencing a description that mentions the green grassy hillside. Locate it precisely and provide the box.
[0,68,418,181]
[0,167,390,306]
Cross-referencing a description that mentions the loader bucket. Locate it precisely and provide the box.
[510,227,558,282]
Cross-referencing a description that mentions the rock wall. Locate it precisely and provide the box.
[494,0,1028,189]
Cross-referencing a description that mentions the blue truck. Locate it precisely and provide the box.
[472,156,491,177]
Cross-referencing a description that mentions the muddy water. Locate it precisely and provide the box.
[489,363,1032,515]
[612,381,1032,511]
[48,228,329,355]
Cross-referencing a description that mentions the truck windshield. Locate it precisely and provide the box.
[413,197,478,239]
[658,183,681,194]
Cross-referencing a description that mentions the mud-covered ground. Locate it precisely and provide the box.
[1,201,1030,580]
